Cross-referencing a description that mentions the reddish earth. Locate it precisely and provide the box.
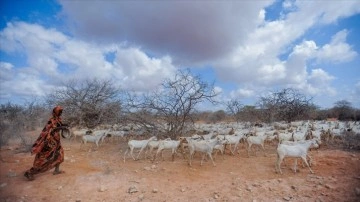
[1,129,360,202]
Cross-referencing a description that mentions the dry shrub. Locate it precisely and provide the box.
[342,131,360,151]
[324,131,360,151]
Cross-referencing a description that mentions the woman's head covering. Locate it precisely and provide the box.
[53,106,63,117]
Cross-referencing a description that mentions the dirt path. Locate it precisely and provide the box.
[1,134,360,202]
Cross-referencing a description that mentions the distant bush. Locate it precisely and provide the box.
[324,131,360,151]
[342,132,360,151]
[0,102,48,148]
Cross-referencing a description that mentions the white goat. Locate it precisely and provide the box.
[154,139,181,161]
[145,138,172,158]
[275,139,319,174]
[188,138,221,166]
[109,130,127,142]
[293,124,310,142]
[277,131,294,143]
[212,138,229,159]
[178,135,204,158]
[92,129,111,143]
[123,136,157,162]
[217,133,245,155]
[71,128,91,142]
[246,135,268,157]
[80,129,110,148]
[280,138,321,168]
[145,140,161,158]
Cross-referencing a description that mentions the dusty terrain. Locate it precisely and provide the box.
[1,130,360,202]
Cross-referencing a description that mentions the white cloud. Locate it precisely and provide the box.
[283,40,317,85]
[316,30,357,63]
[0,61,13,70]
[230,88,255,99]
[54,39,114,80]
[257,63,286,84]
[305,68,336,95]
[214,2,359,105]
[0,62,14,81]
[0,64,53,101]
[0,22,177,101]
[0,22,71,78]
[308,2,360,24]
[113,48,175,91]
[258,9,266,22]
[282,0,296,10]
[214,86,223,95]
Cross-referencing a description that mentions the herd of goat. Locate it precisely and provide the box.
[69,120,360,174]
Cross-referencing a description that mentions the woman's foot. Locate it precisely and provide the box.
[24,171,34,181]
[53,170,65,175]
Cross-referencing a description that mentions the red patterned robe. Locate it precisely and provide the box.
[25,106,64,176]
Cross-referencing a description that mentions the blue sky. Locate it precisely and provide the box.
[1,0,360,110]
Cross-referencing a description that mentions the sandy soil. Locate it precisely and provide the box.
[1,130,360,202]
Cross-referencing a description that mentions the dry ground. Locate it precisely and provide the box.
[1,129,360,202]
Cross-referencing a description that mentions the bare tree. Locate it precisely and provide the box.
[123,69,218,138]
[0,103,23,147]
[332,100,354,120]
[46,79,121,128]
[258,88,313,123]
[226,99,243,122]
[0,101,48,148]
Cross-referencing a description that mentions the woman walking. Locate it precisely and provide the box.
[24,106,66,181]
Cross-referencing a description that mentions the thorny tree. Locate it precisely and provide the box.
[226,99,243,123]
[123,69,218,139]
[332,100,354,120]
[0,101,47,148]
[258,88,313,123]
[46,79,121,128]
